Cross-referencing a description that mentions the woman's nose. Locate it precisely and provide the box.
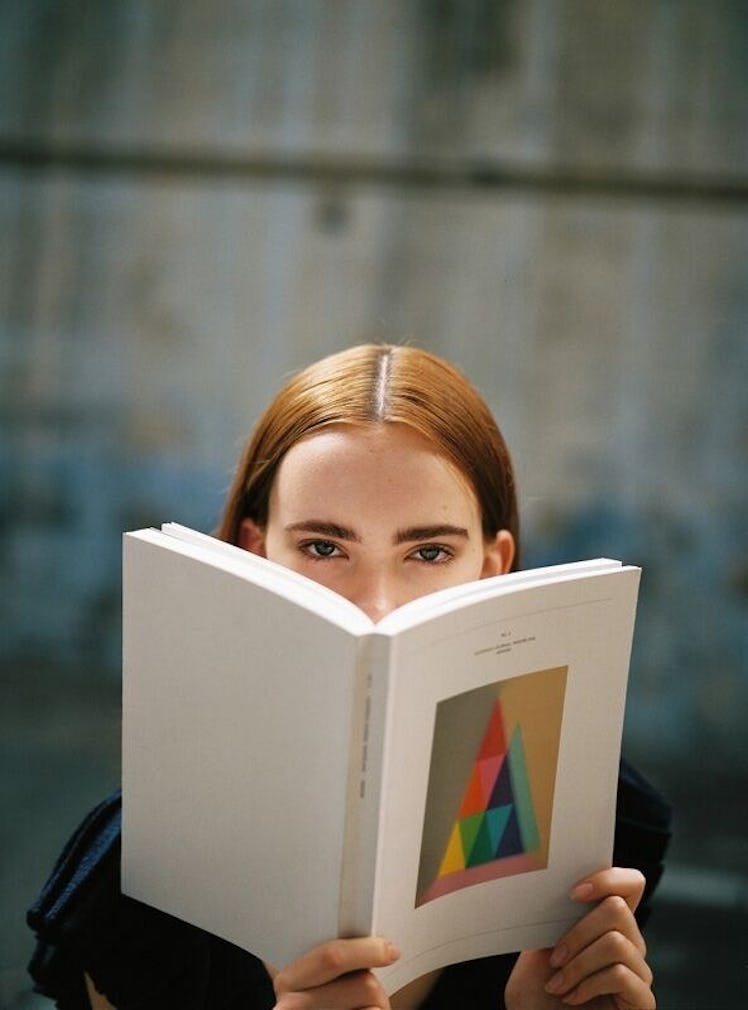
[350,572,400,623]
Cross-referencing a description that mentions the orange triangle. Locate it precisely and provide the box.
[457,764,486,818]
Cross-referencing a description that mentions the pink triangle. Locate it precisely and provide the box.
[478,755,505,804]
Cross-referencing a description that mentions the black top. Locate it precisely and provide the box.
[27,759,670,1010]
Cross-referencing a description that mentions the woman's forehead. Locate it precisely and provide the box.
[269,423,482,524]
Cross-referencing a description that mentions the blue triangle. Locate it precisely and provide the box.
[485,804,512,853]
[495,804,524,858]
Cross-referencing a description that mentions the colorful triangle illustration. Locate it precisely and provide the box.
[436,698,539,880]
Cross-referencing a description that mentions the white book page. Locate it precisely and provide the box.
[370,567,640,993]
[151,524,372,634]
[122,533,365,966]
[377,559,622,635]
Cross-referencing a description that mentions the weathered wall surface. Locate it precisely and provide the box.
[1,2,746,758]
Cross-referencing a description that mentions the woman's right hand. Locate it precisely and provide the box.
[270,936,400,1009]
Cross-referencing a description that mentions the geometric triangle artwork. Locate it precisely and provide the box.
[415,666,567,908]
[435,698,539,880]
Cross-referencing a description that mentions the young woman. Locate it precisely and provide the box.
[28,344,670,1010]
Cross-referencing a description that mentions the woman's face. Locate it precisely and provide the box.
[239,423,514,622]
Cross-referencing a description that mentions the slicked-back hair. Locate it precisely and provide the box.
[217,344,520,570]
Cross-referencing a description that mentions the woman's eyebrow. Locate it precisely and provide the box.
[284,520,361,542]
[395,525,470,544]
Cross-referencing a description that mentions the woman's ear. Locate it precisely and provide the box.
[238,518,267,557]
[481,529,515,578]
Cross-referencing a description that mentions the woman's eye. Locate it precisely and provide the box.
[302,540,340,559]
[413,545,450,563]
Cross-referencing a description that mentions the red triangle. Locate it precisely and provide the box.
[478,701,507,759]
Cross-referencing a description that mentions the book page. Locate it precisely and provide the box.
[369,567,639,992]
[121,532,366,966]
[377,558,621,635]
[155,524,372,633]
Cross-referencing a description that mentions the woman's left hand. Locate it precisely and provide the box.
[504,867,655,1009]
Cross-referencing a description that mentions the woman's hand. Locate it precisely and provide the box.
[505,868,655,1009]
[270,936,400,1009]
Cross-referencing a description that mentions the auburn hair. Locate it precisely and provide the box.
[217,344,520,569]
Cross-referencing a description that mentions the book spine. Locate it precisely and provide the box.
[338,632,391,938]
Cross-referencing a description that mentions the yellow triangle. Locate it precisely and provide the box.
[438,822,466,877]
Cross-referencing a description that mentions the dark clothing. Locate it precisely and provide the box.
[28,759,670,1010]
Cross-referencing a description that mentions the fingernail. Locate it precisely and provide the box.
[386,941,401,961]
[545,970,565,994]
[549,943,568,967]
[570,881,594,901]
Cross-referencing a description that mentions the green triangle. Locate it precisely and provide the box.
[466,813,494,866]
[507,726,540,852]
[458,812,484,859]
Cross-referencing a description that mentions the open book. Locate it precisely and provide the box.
[121,523,640,993]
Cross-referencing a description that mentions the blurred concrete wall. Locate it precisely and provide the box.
[1,2,746,760]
